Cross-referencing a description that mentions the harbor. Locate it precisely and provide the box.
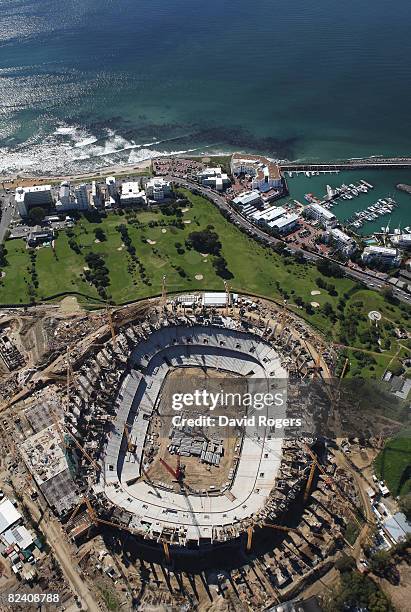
[284,168,411,236]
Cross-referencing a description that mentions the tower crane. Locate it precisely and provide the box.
[160,456,183,481]
[81,496,172,563]
[246,522,299,552]
[303,461,317,503]
[223,280,232,316]
[106,303,117,344]
[161,275,167,307]
[303,444,366,527]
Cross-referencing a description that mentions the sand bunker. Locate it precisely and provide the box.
[311,290,321,296]
[183,220,191,224]
[147,239,157,245]
[161,228,167,233]
[310,302,320,308]
[195,274,204,280]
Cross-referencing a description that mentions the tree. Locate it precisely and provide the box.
[399,492,411,520]
[316,258,343,278]
[0,245,7,267]
[335,554,355,573]
[212,256,233,279]
[322,302,334,317]
[186,230,222,255]
[94,227,107,242]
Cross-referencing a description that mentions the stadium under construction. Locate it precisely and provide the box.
[19,292,364,570]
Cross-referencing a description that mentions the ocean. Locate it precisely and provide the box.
[0,0,411,177]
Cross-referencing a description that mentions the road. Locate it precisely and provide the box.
[0,194,16,243]
[1,174,410,306]
[13,479,100,612]
[168,176,411,305]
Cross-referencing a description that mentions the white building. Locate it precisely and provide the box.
[327,228,357,256]
[304,203,337,228]
[120,182,146,206]
[391,234,411,249]
[231,153,282,192]
[197,167,231,191]
[232,190,262,208]
[55,182,89,212]
[252,206,286,224]
[74,184,89,210]
[269,213,299,235]
[361,245,401,267]
[58,181,71,207]
[15,185,53,217]
[0,499,22,535]
[145,177,172,202]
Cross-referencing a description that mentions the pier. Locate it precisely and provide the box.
[281,159,411,172]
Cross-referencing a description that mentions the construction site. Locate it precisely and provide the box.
[0,290,390,610]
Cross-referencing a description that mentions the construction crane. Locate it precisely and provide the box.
[161,275,167,307]
[303,461,317,503]
[67,498,85,525]
[338,357,349,386]
[312,353,322,379]
[246,523,299,552]
[223,280,232,316]
[263,523,300,534]
[162,541,171,564]
[76,496,173,563]
[303,444,364,526]
[160,456,183,481]
[106,303,116,344]
[52,408,67,449]
[123,424,136,454]
[277,301,289,335]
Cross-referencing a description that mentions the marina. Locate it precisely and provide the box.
[285,168,411,235]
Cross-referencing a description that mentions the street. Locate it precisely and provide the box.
[168,176,411,305]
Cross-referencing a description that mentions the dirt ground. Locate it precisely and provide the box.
[376,562,411,610]
[143,367,245,492]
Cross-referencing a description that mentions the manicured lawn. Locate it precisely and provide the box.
[0,190,410,377]
[0,239,32,304]
[375,436,411,497]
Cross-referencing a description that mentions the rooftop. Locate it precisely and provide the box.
[307,202,336,220]
[231,153,281,181]
[0,499,21,535]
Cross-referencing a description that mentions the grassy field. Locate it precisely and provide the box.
[0,189,410,376]
[375,436,411,497]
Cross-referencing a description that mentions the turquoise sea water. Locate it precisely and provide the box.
[285,169,411,234]
[0,0,410,176]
